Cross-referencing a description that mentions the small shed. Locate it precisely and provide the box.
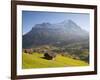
[44,52,57,60]
[23,49,33,54]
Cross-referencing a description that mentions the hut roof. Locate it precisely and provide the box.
[47,52,57,57]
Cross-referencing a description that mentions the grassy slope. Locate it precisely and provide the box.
[22,52,89,69]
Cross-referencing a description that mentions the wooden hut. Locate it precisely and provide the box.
[23,49,33,54]
[44,52,57,60]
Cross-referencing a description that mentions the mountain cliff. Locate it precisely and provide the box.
[23,20,89,48]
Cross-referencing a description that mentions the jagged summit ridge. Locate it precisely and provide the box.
[23,20,88,48]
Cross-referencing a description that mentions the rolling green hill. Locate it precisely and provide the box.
[22,52,89,69]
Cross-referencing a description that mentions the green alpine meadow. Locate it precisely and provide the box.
[22,52,89,69]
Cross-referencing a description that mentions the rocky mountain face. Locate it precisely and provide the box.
[23,20,89,48]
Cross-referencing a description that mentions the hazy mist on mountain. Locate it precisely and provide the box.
[23,20,89,48]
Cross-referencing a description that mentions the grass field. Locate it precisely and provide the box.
[22,52,89,69]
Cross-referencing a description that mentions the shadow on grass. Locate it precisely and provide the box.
[40,57,53,60]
